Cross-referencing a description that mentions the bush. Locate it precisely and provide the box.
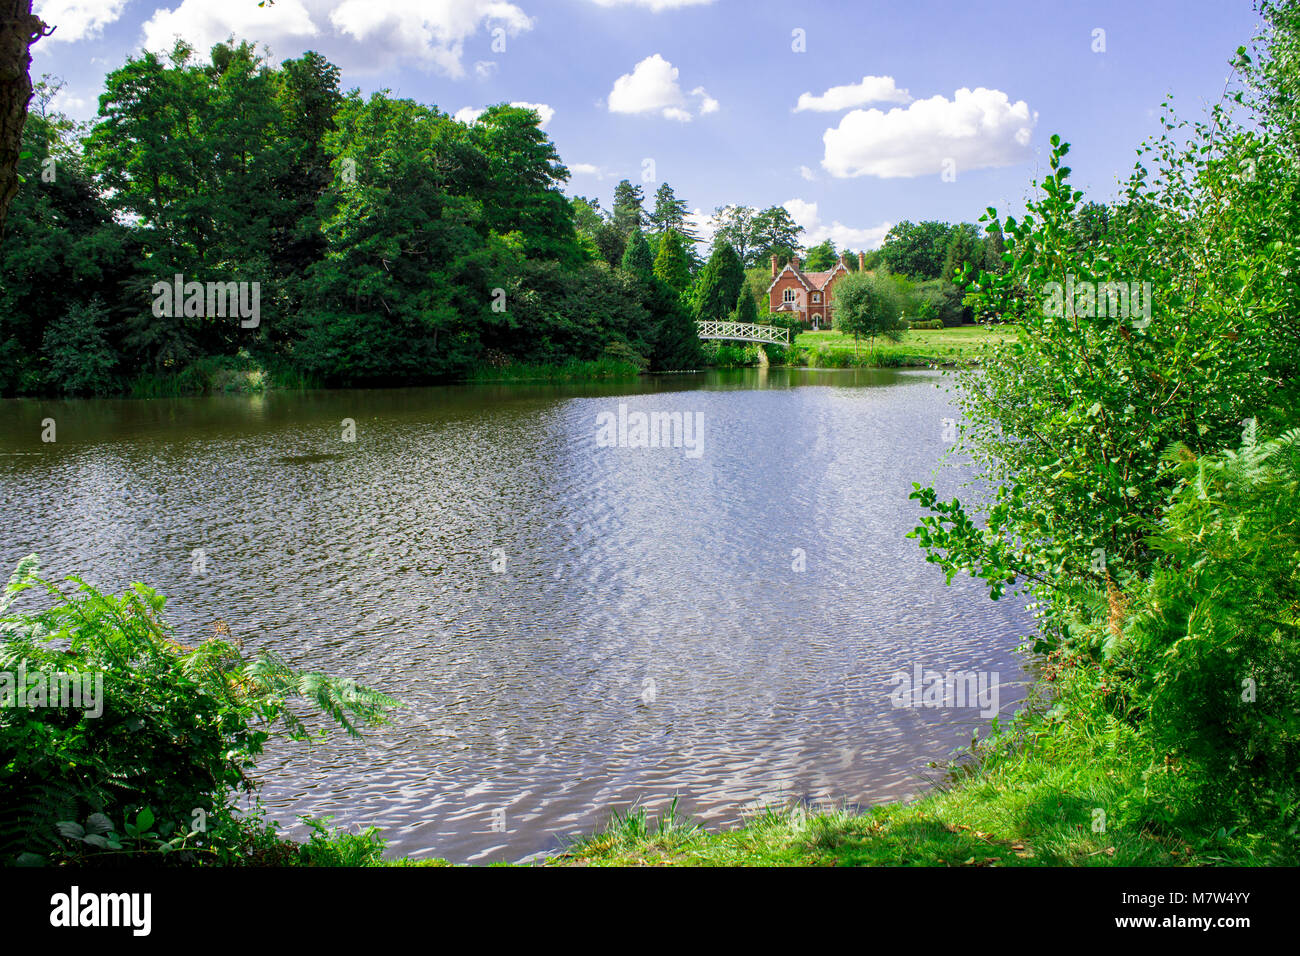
[704,342,759,367]
[1110,427,1300,814]
[0,557,396,865]
[42,299,119,396]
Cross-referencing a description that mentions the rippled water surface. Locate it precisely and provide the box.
[1,367,1033,862]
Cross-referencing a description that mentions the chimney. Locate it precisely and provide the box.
[791,256,801,273]
[858,252,866,271]
[770,254,779,277]
[840,252,849,269]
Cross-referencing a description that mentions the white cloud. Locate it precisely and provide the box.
[795,75,912,112]
[588,0,716,10]
[330,0,532,77]
[691,86,719,114]
[454,101,555,128]
[821,86,1036,179]
[570,163,602,176]
[608,55,717,121]
[799,165,816,181]
[784,198,892,251]
[35,0,127,43]
[142,1,531,75]
[685,208,715,246]
[141,0,317,58]
[49,86,92,117]
[474,60,498,79]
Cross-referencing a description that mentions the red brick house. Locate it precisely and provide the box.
[767,251,865,329]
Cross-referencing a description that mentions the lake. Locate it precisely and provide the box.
[0,367,1033,863]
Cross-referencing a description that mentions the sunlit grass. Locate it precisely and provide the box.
[793,325,1015,367]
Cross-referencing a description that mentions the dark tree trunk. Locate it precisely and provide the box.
[0,0,50,234]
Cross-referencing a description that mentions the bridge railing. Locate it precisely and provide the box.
[695,321,791,345]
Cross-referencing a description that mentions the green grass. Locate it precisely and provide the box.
[538,663,1292,868]
[128,354,320,397]
[792,324,1015,368]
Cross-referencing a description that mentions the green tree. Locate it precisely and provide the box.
[42,299,118,395]
[833,270,905,353]
[751,205,804,267]
[653,227,691,294]
[711,204,758,265]
[733,283,758,323]
[612,178,646,238]
[571,195,625,267]
[0,89,130,394]
[620,228,654,278]
[879,220,954,279]
[648,182,695,240]
[691,238,745,321]
[804,239,837,271]
[468,103,582,268]
[941,223,982,282]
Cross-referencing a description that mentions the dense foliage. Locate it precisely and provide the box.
[911,0,1300,846]
[2,42,706,394]
[0,556,395,865]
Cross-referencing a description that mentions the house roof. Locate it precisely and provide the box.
[765,262,811,294]
[766,260,849,294]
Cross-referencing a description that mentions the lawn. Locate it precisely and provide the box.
[793,324,1016,366]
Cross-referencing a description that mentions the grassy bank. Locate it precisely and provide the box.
[791,325,1015,368]
[536,660,1292,868]
[129,355,319,397]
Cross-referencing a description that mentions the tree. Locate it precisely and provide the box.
[612,178,646,238]
[941,223,982,283]
[0,0,52,234]
[712,204,758,265]
[469,103,583,267]
[833,270,905,354]
[652,227,691,294]
[0,92,129,394]
[642,272,702,370]
[879,220,954,279]
[620,228,653,278]
[1072,200,1111,244]
[43,299,118,395]
[733,283,758,323]
[691,238,744,322]
[648,182,696,240]
[981,222,1006,274]
[804,239,837,271]
[571,195,624,266]
[751,205,804,267]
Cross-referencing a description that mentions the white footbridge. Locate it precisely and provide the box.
[695,321,790,345]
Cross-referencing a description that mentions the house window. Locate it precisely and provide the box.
[782,289,797,304]
[812,292,821,303]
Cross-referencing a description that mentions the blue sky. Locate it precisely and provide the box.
[32,0,1262,250]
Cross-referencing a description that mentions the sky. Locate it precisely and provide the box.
[31,0,1264,250]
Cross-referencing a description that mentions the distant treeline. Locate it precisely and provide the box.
[1,41,710,397]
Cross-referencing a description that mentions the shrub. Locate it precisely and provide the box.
[0,557,396,865]
[1109,427,1300,813]
[42,299,119,396]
